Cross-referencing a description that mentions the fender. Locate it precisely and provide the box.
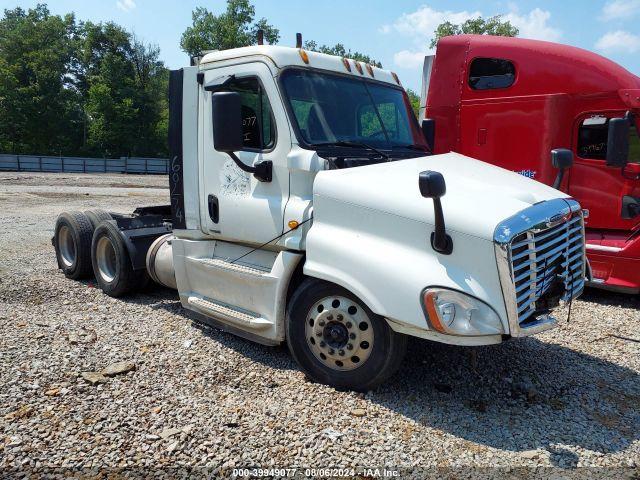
[112,215,172,270]
[303,198,509,335]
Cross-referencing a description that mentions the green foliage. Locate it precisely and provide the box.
[405,89,420,118]
[430,15,518,48]
[180,0,279,57]
[0,4,169,157]
[303,40,382,68]
[0,0,383,159]
[0,5,81,154]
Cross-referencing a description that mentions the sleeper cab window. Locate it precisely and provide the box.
[468,57,516,90]
[223,77,275,151]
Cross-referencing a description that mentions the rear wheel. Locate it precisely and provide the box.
[54,211,93,279]
[286,278,406,391]
[91,220,147,297]
[85,209,113,231]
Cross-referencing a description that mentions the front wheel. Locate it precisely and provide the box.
[286,278,407,391]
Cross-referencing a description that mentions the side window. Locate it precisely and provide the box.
[469,58,515,90]
[224,77,275,150]
[577,116,608,159]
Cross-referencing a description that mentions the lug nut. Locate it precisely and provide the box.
[349,333,356,340]
[339,350,345,356]
[337,314,343,321]
[316,331,322,337]
[346,322,352,329]
[347,344,353,350]
[319,341,326,348]
[319,320,325,327]
[328,348,335,355]
[327,314,333,320]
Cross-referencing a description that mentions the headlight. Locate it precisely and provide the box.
[422,288,503,336]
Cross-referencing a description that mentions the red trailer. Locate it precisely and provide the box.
[421,34,640,293]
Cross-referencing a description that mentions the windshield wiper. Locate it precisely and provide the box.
[310,140,390,160]
[391,144,430,153]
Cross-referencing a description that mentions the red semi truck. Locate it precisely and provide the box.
[420,34,640,293]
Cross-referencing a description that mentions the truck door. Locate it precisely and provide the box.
[569,113,640,230]
[199,62,291,243]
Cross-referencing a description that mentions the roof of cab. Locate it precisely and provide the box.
[438,34,640,98]
[199,45,400,86]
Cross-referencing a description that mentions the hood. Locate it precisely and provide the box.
[312,152,571,241]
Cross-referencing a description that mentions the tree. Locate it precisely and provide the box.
[303,40,382,68]
[0,5,170,158]
[81,23,169,157]
[405,89,420,118]
[180,0,279,58]
[0,4,81,155]
[430,15,518,48]
[130,38,169,157]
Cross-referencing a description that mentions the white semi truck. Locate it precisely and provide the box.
[53,41,586,391]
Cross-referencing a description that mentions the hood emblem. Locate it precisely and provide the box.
[547,212,571,228]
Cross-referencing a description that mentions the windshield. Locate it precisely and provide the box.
[280,69,428,152]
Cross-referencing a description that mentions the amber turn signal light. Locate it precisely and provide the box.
[423,291,446,333]
[366,64,374,77]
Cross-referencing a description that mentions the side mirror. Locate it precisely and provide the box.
[421,118,436,152]
[550,148,573,190]
[211,91,243,152]
[606,117,629,168]
[210,91,272,182]
[419,170,452,254]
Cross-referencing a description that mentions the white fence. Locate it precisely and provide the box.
[0,154,170,175]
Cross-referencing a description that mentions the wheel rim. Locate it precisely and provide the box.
[95,236,117,283]
[58,226,76,268]
[305,295,374,372]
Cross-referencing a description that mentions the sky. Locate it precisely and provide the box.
[2,0,639,92]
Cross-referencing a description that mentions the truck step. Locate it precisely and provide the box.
[195,258,270,276]
[187,296,272,330]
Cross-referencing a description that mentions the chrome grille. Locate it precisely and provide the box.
[510,215,585,324]
[494,198,586,336]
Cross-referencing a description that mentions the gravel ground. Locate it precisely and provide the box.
[0,172,639,477]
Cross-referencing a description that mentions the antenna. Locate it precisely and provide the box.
[257,29,264,45]
[296,33,302,49]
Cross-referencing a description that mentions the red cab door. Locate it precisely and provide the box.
[568,112,640,231]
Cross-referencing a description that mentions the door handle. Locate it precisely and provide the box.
[208,194,219,223]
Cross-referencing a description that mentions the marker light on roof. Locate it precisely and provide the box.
[342,58,351,72]
[366,64,374,77]
[354,62,363,75]
[391,72,401,85]
[299,49,309,64]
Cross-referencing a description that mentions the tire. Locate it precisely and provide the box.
[85,209,113,231]
[286,278,407,391]
[54,211,94,280]
[91,220,147,297]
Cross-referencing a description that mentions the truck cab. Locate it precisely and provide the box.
[421,34,640,292]
[54,43,587,390]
